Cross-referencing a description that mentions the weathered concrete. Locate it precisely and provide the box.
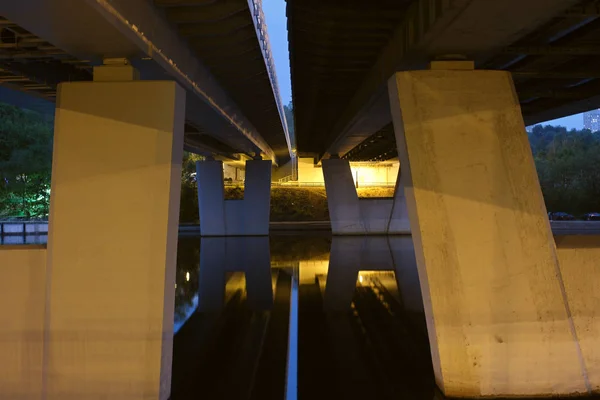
[322,158,409,235]
[198,237,273,311]
[556,236,600,393]
[46,80,185,400]
[197,159,272,236]
[0,245,46,399]
[388,68,590,397]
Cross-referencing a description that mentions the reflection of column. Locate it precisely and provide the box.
[198,237,273,312]
[198,238,226,312]
[389,64,588,397]
[46,78,184,399]
[322,159,410,235]
[197,160,271,236]
[388,236,423,314]
[324,237,395,311]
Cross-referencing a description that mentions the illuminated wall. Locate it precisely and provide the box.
[298,157,399,186]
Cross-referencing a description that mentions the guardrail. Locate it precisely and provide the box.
[0,221,48,236]
[0,221,48,245]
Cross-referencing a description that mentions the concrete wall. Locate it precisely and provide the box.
[223,163,244,182]
[0,245,46,400]
[272,158,294,181]
[298,157,323,183]
[556,236,600,392]
[298,157,399,186]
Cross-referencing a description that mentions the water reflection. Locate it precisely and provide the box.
[298,236,435,400]
[172,237,291,400]
[172,235,437,400]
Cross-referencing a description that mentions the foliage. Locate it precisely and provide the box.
[529,124,600,215]
[0,103,53,219]
[179,152,204,224]
[284,101,295,149]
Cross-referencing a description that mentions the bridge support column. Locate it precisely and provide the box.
[46,80,185,399]
[322,159,410,235]
[388,66,591,397]
[196,159,271,236]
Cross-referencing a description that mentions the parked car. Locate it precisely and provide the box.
[583,212,600,221]
[548,212,575,221]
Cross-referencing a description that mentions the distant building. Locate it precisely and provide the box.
[584,109,600,132]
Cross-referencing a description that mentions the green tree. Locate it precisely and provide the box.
[284,101,295,142]
[179,151,204,223]
[529,124,600,215]
[0,104,53,218]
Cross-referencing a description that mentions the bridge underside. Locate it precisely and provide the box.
[0,0,290,164]
[288,0,600,162]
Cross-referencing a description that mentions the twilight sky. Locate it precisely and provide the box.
[261,0,584,130]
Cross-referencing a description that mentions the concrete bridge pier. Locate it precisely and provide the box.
[44,68,185,399]
[196,159,272,236]
[388,62,592,397]
[322,158,410,235]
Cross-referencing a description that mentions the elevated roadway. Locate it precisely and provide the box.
[0,0,291,164]
[287,0,600,161]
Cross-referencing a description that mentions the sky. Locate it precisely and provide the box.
[262,0,292,106]
[261,0,584,130]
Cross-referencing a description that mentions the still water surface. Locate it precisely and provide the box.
[172,234,438,400]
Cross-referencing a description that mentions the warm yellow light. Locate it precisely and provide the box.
[359,275,363,283]
[185,272,190,282]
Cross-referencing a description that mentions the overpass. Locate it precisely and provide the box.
[288,0,600,161]
[0,0,291,163]
[287,0,600,397]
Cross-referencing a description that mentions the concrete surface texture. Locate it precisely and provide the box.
[388,67,591,397]
[322,158,409,235]
[556,235,600,392]
[46,80,185,400]
[196,159,272,236]
[0,246,46,399]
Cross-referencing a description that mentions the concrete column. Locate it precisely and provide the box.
[197,160,272,236]
[322,158,410,235]
[198,237,273,311]
[46,80,185,400]
[388,66,590,397]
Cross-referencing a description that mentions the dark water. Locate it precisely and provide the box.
[172,234,439,400]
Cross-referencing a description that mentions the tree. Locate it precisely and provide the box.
[0,104,53,218]
[284,101,295,143]
[529,124,600,215]
[179,151,204,223]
